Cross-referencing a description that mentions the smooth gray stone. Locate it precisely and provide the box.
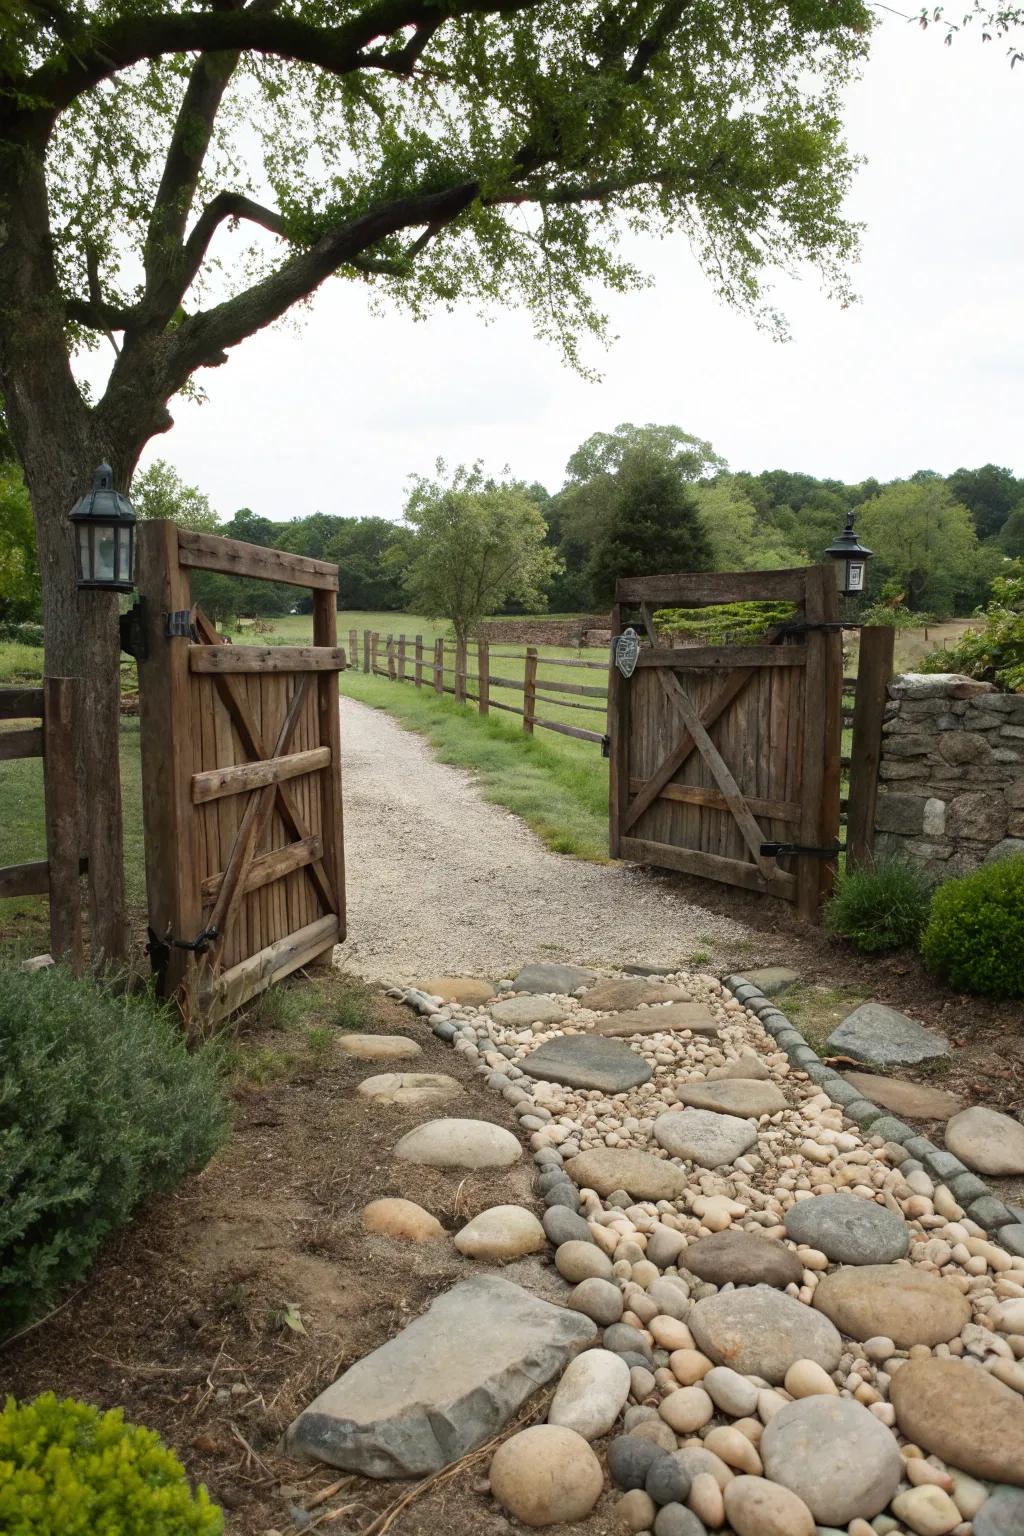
[523,1036,653,1092]
[826,1003,948,1065]
[742,966,800,996]
[761,1396,902,1526]
[607,1434,668,1490]
[866,1115,915,1143]
[511,962,597,995]
[903,1135,936,1159]
[431,1020,457,1041]
[542,1206,593,1246]
[654,1108,757,1169]
[823,1079,865,1107]
[922,1149,967,1180]
[967,1197,1018,1230]
[653,1504,706,1536]
[998,1224,1024,1257]
[544,1184,580,1212]
[975,1485,1024,1536]
[784,1195,909,1265]
[950,1171,991,1204]
[803,1062,836,1084]
[624,962,680,977]
[843,1100,885,1127]
[286,1275,595,1476]
[689,1285,842,1383]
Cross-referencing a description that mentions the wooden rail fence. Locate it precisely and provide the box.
[0,678,84,972]
[358,628,610,750]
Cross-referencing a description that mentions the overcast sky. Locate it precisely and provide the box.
[131,16,1023,523]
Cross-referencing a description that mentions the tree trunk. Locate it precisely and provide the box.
[0,135,128,960]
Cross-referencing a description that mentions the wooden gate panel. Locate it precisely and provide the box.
[609,567,841,917]
[137,522,346,1021]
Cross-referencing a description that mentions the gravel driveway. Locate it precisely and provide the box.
[335,697,754,984]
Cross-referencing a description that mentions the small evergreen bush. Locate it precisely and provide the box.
[920,856,1024,997]
[825,859,934,953]
[0,1393,223,1535]
[0,967,229,1336]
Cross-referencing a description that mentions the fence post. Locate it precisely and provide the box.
[523,646,538,735]
[363,629,370,673]
[42,676,83,975]
[386,633,396,680]
[371,631,380,674]
[414,635,423,687]
[478,638,490,716]
[348,628,357,668]
[455,638,466,704]
[846,625,895,872]
[398,634,407,681]
[434,637,444,695]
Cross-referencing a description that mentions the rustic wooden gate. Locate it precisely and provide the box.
[135,523,345,1021]
[607,568,843,920]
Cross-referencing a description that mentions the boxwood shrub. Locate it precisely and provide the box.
[825,859,934,954]
[0,1394,223,1535]
[919,855,1024,997]
[0,966,229,1337]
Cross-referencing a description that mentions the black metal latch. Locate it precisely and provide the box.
[761,842,843,861]
[601,733,611,758]
[119,599,148,660]
[147,924,219,977]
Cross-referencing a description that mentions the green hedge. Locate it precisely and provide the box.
[0,1394,223,1535]
[920,855,1024,997]
[0,621,44,646]
[652,601,797,645]
[0,967,229,1337]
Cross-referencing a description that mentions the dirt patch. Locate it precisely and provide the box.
[0,977,600,1536]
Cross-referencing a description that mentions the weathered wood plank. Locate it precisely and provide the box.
[628,776,801,824]
[846,625,895,871]
[620,836,795,898]
[189,645,346,673]
[0,859,51,898]
[192,746,330,804]
[201,838,324,902]
[523,647,538,736]
[0,687,44,719]
[178,529,338,590]
[207,914,339,1020]
[531,676,608,698]
[615,570,808,605]
[477,639,490,715]
[314,587,346,941]
[533,717,605,744]
[0,726,43,759]
[634,646,805,670]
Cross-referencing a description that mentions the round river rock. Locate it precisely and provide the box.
[564,1148,688,1201]
[524,1036,653,1092]
[688,1284,842,1383]
[812,1264,971,1347]
[489,996,567,1030]
[357,1071,463,1109]
[490,1425,603,1526]
[679,1230,803,1290]
[890,1356,1024,1485]
[654,1109,757,1169]
[760,1395,903,1525]
[783,1193,909,1264]
[394,1118,522,1169]
[454,1205,546,1261]
[944,1104,1024,1176]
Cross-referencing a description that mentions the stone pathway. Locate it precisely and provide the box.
[287,961,1024,1536]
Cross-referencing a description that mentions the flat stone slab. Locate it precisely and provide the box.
[784,1194,909,1264]
[523,1036,652,1092]
[286,1275,596,1476]
[705,1055,769,1081]
[357,1072,463,1109]
[689,1284,843,1383]
[826,1002,948,1065]
[512,963,596,994]
[419,976,495,1005]
[890,1357,1024,1487]
[489,996,567,1030]
[579,979,689,1012]
[813,1264,971,1347]
[337,1034,422,1061]
[840,1071,964,1121]
[741,967,799,997]
[564,1148,689,1201]
[594,1003,720,1037]
[394,1118,522,1169]
[679,1230,803,1290]
[944,1105,1024,1176]
[671,1080,788,1117]
[654,1109,757,1169]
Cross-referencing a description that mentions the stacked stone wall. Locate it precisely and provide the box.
[874,673,1024,876]
[477,616,612,648]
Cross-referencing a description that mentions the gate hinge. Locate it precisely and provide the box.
[761,842,843,861]
[601,733,611,758]
[119,598,148,660]
[166,609,197,640]
[147,924,219,976]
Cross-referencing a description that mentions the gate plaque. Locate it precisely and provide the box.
[613,627,640,679]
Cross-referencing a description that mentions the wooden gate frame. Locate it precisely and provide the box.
[608,567,843,921]
[135,523,345,1019]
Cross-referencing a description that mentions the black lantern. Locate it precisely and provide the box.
[824,510,873,598]
[70,463,137,592]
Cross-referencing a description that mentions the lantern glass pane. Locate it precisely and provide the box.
[95,524,116,584]
[117,524,133,583]
[77,524,91,582]
[848,561,865,593]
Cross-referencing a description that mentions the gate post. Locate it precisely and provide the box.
[798,565,843,921]
[135,520,201,1000]
[523,647,538,735]
[846,625,895,871]
[607,600,629,857]
[478,639,490,715]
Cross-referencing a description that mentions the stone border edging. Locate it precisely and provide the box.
[723,973,1024,1260]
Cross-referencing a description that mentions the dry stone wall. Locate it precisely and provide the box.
[874,673,1024,876]
[477,616,611,647]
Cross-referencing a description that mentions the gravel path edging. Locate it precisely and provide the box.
[723,972,1024,1259]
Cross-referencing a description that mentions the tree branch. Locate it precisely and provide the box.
[178,192,290,301]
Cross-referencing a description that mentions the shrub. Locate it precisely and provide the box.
[0,1393,223,1535]
[825,859,934,953]
[0,620,44,646]
[652,601,797,645]
[919,564,1024,692]
[920,856,1024,997]
[0,967,229,1337]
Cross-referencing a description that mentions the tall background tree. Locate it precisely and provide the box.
[1,0,869,949]
[586,447,713,603]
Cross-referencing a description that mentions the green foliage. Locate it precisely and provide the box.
[856,482,980,616]
[0,620,43,645]
[0,1393,223,1536]
[919,565,1024,692]
[859,584,932,629]
[585,448,713,605]
[0,465,40,622]
[402,463,559,644]
[653,601,797,643]
[131,460,220,532]
[0,967,229,1337]
[920,857,1024,998]
[328,980,375,1033]
[692,478,798,571]
[946,463,1024,541]
[825,860,934,953]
